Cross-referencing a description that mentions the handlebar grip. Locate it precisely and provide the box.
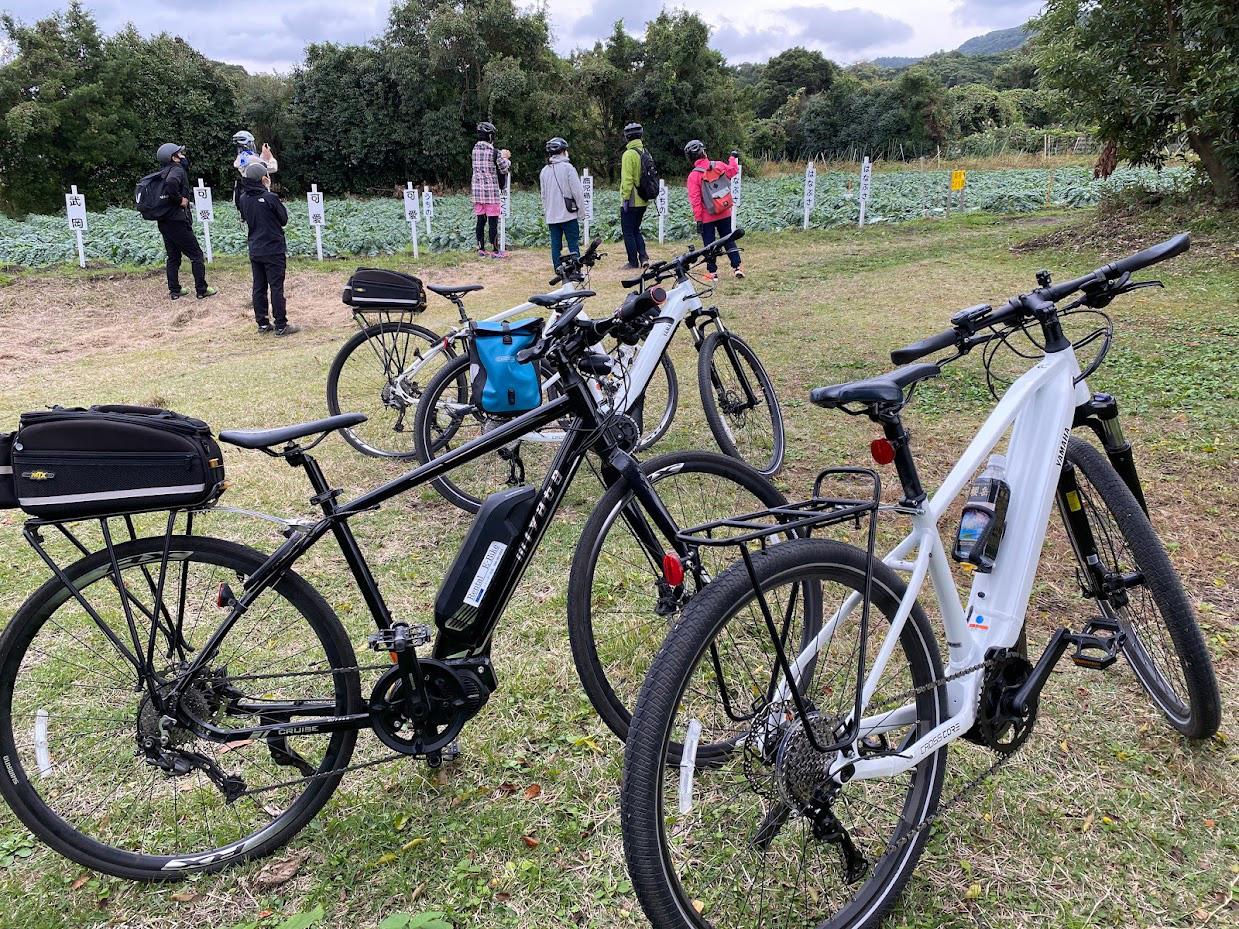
[891,329,958,365]
[621,274,645,289]
[1102,232,1190,279]
[515,346,538,364]
[617,287,667,323]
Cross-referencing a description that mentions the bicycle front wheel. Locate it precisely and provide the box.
[327,319,452,458]
[622,538,948,929]
[0,535,361,880]
[568,450,793,745]
[413,353,557,513]
[1058,437,1220,739]
[697,332,785,476]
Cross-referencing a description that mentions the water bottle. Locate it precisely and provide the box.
[952,454,1011,573]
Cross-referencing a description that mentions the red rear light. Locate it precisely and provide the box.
[216,582,232,608]
[662,552,684,586]
[870,439,896,465]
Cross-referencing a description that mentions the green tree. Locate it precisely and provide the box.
[754,47,835,118]
[1035,0,1238,198]
[948,82,1019,136]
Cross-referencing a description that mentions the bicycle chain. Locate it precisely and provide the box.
[855,654,1028,860]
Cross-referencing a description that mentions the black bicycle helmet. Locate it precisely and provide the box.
[546,137,568,155]
[477,121,497,141]
[157,142,186,166]
[623,122,643,141]
[683,139,706,160]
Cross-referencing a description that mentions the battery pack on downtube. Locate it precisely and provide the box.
[435,485,537,638]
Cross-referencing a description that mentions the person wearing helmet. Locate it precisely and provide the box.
[684,140,744,281]
[154,143,217,300]
[231,129,278,210]
[618,122,650,269]
[237,161,299,336]
[538,137,585,272]
[471,121,511,257]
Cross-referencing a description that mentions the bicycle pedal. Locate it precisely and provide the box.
[425,739,461,769]
[368,622,432,653]
[1069,618,1124,670]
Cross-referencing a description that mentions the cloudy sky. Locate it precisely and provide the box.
[0,0,1042,71]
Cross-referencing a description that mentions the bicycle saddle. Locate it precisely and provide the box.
[219,413,367,449]
[427,283,484,297]
[810,363,941,409]
[529,290,595,308]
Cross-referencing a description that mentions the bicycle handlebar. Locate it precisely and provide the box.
[621,228,746,289]
[548,237,605,286]
[890,233,1191,365]
[516,286,667,364]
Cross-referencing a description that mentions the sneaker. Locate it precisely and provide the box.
[196,287,218,300]
[733,267,746,279]
[489,250,508,259]
[170,288,188,300]
[274,324,301,336]
[621,262,640,270]
[257,324,274,334]
[702,272,718,283]
[477,248,488,257]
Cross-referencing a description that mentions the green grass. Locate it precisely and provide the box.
[0,210,1234,929]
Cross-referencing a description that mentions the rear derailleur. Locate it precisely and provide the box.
[806,787,868,885]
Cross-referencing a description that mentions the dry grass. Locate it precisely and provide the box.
[0,211,1234,929]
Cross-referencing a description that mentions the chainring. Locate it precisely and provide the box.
[970,650,1038,754]
[369,659,488,756]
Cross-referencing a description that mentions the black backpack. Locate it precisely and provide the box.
[135,168,176,220]
[636,149,660,201]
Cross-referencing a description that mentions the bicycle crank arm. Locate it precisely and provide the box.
[1008,620,1126,716]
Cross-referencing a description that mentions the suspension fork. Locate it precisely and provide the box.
[687,306,759,408]
[1074,393,1148,514]
[601,447,691,567]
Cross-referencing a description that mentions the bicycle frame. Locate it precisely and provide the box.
[160,364,687,744]
[778,343,1094,783]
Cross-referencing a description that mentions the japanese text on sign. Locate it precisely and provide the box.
[65,192,88,231]
[306,190,326,226]
[950,170,967,192]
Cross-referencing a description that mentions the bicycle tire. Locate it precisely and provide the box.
[1059,437,1220,739]
[633,353,680,452]
[327,319,450,458]
[697,331,786,476]
[0,535,361,880]
[568,450,793,745]
[622,537,948,929]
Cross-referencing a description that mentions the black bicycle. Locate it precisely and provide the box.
[0,285,788,880]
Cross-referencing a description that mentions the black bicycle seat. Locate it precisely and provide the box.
[529,290,595,308]
[810,363,941,409]
[219,413,367,450]
[427,283,484,297]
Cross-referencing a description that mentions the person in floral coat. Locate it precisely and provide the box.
[471,121,512,257]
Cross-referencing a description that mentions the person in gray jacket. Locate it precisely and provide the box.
[538,137,586,272]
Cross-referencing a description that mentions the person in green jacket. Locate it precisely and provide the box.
[619,122,650,269]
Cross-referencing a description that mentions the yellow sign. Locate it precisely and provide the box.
[950,170,967,191]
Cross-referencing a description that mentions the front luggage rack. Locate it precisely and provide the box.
[679,467,883,757]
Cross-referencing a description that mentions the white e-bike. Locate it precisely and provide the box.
[620,234,1221,929]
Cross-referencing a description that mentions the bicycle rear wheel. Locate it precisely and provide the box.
[1058,437,1220,739]
[698,332,785,476]
[0,535,360,880]
[622,538,947,929]
[327,319,452,458]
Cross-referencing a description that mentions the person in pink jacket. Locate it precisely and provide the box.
[684,139,744,280]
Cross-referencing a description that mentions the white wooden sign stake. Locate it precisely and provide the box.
[656,179,667,244]
[195,178,215,262]
[802,162,816,231]
[65,185,87,268]
[404,182,420,258]
[858,157,872,229]
[307,183,325,261]
[581,169,593,244]
[730,162,742,233]
[422,185,434,240]
[499,172,510,256]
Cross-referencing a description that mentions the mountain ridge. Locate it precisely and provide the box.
[871,24,1030,69]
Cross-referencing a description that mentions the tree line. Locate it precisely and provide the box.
[1,0,1234,216]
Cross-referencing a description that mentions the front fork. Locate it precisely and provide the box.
[1061,392,1145,603]
[1073,392,1148,514]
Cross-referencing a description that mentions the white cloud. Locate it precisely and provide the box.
[0,1,1042,70]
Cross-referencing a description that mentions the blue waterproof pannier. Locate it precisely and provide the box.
[469,318,544,416]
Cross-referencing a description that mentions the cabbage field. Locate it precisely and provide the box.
[0,164,1192,268]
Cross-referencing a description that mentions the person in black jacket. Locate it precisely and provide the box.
[236,161,299,335]
[154,142,216,301]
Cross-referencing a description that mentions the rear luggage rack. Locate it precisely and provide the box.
[678,467,884,757]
